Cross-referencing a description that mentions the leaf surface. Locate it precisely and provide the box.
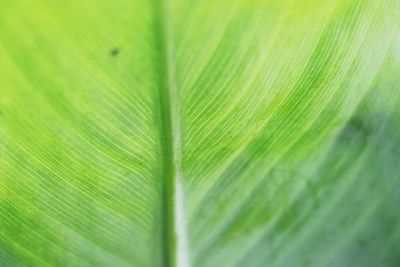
[1,0,400,267]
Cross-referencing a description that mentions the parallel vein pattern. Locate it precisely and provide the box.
[1,1,164,266]
[1,0,400,267]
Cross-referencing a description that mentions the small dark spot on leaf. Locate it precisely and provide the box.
[110,47,120,57]
[341,117,370,140]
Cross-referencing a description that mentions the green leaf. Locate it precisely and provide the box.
[1,0,400,266]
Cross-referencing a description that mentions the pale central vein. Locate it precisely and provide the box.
[154,0,189,266]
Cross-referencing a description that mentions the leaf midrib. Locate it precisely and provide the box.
[153,1,187,267]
